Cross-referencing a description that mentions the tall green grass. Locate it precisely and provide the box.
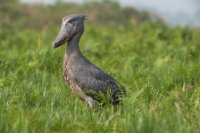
[0,21,200,132]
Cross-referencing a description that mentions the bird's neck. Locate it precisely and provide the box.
[66,31,83,55]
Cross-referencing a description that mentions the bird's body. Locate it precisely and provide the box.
[53,14,125,107]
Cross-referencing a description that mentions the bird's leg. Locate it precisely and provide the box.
[85,96,99,108]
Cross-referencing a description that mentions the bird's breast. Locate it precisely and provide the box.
[63,53,70,84]
[63,53,78,84]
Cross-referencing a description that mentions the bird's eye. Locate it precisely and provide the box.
[68,19,75,24]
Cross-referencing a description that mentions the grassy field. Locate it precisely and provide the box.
[0,2,200,133]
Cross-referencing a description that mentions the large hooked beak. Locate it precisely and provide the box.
[53,24,73,48]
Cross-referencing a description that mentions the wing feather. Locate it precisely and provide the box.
[72,62,126,104]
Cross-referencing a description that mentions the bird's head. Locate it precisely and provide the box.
[53,14,85,48]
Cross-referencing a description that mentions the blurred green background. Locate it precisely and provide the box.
[0,0,200,133]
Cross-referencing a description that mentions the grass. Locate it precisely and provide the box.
[0,20,200,132]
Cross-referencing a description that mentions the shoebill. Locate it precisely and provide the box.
[53,14,126,107]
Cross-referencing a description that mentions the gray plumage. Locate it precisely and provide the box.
[53,14,125,107]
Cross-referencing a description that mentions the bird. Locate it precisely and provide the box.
[53,14,126,107]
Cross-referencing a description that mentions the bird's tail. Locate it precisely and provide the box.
[107,80,126,105]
